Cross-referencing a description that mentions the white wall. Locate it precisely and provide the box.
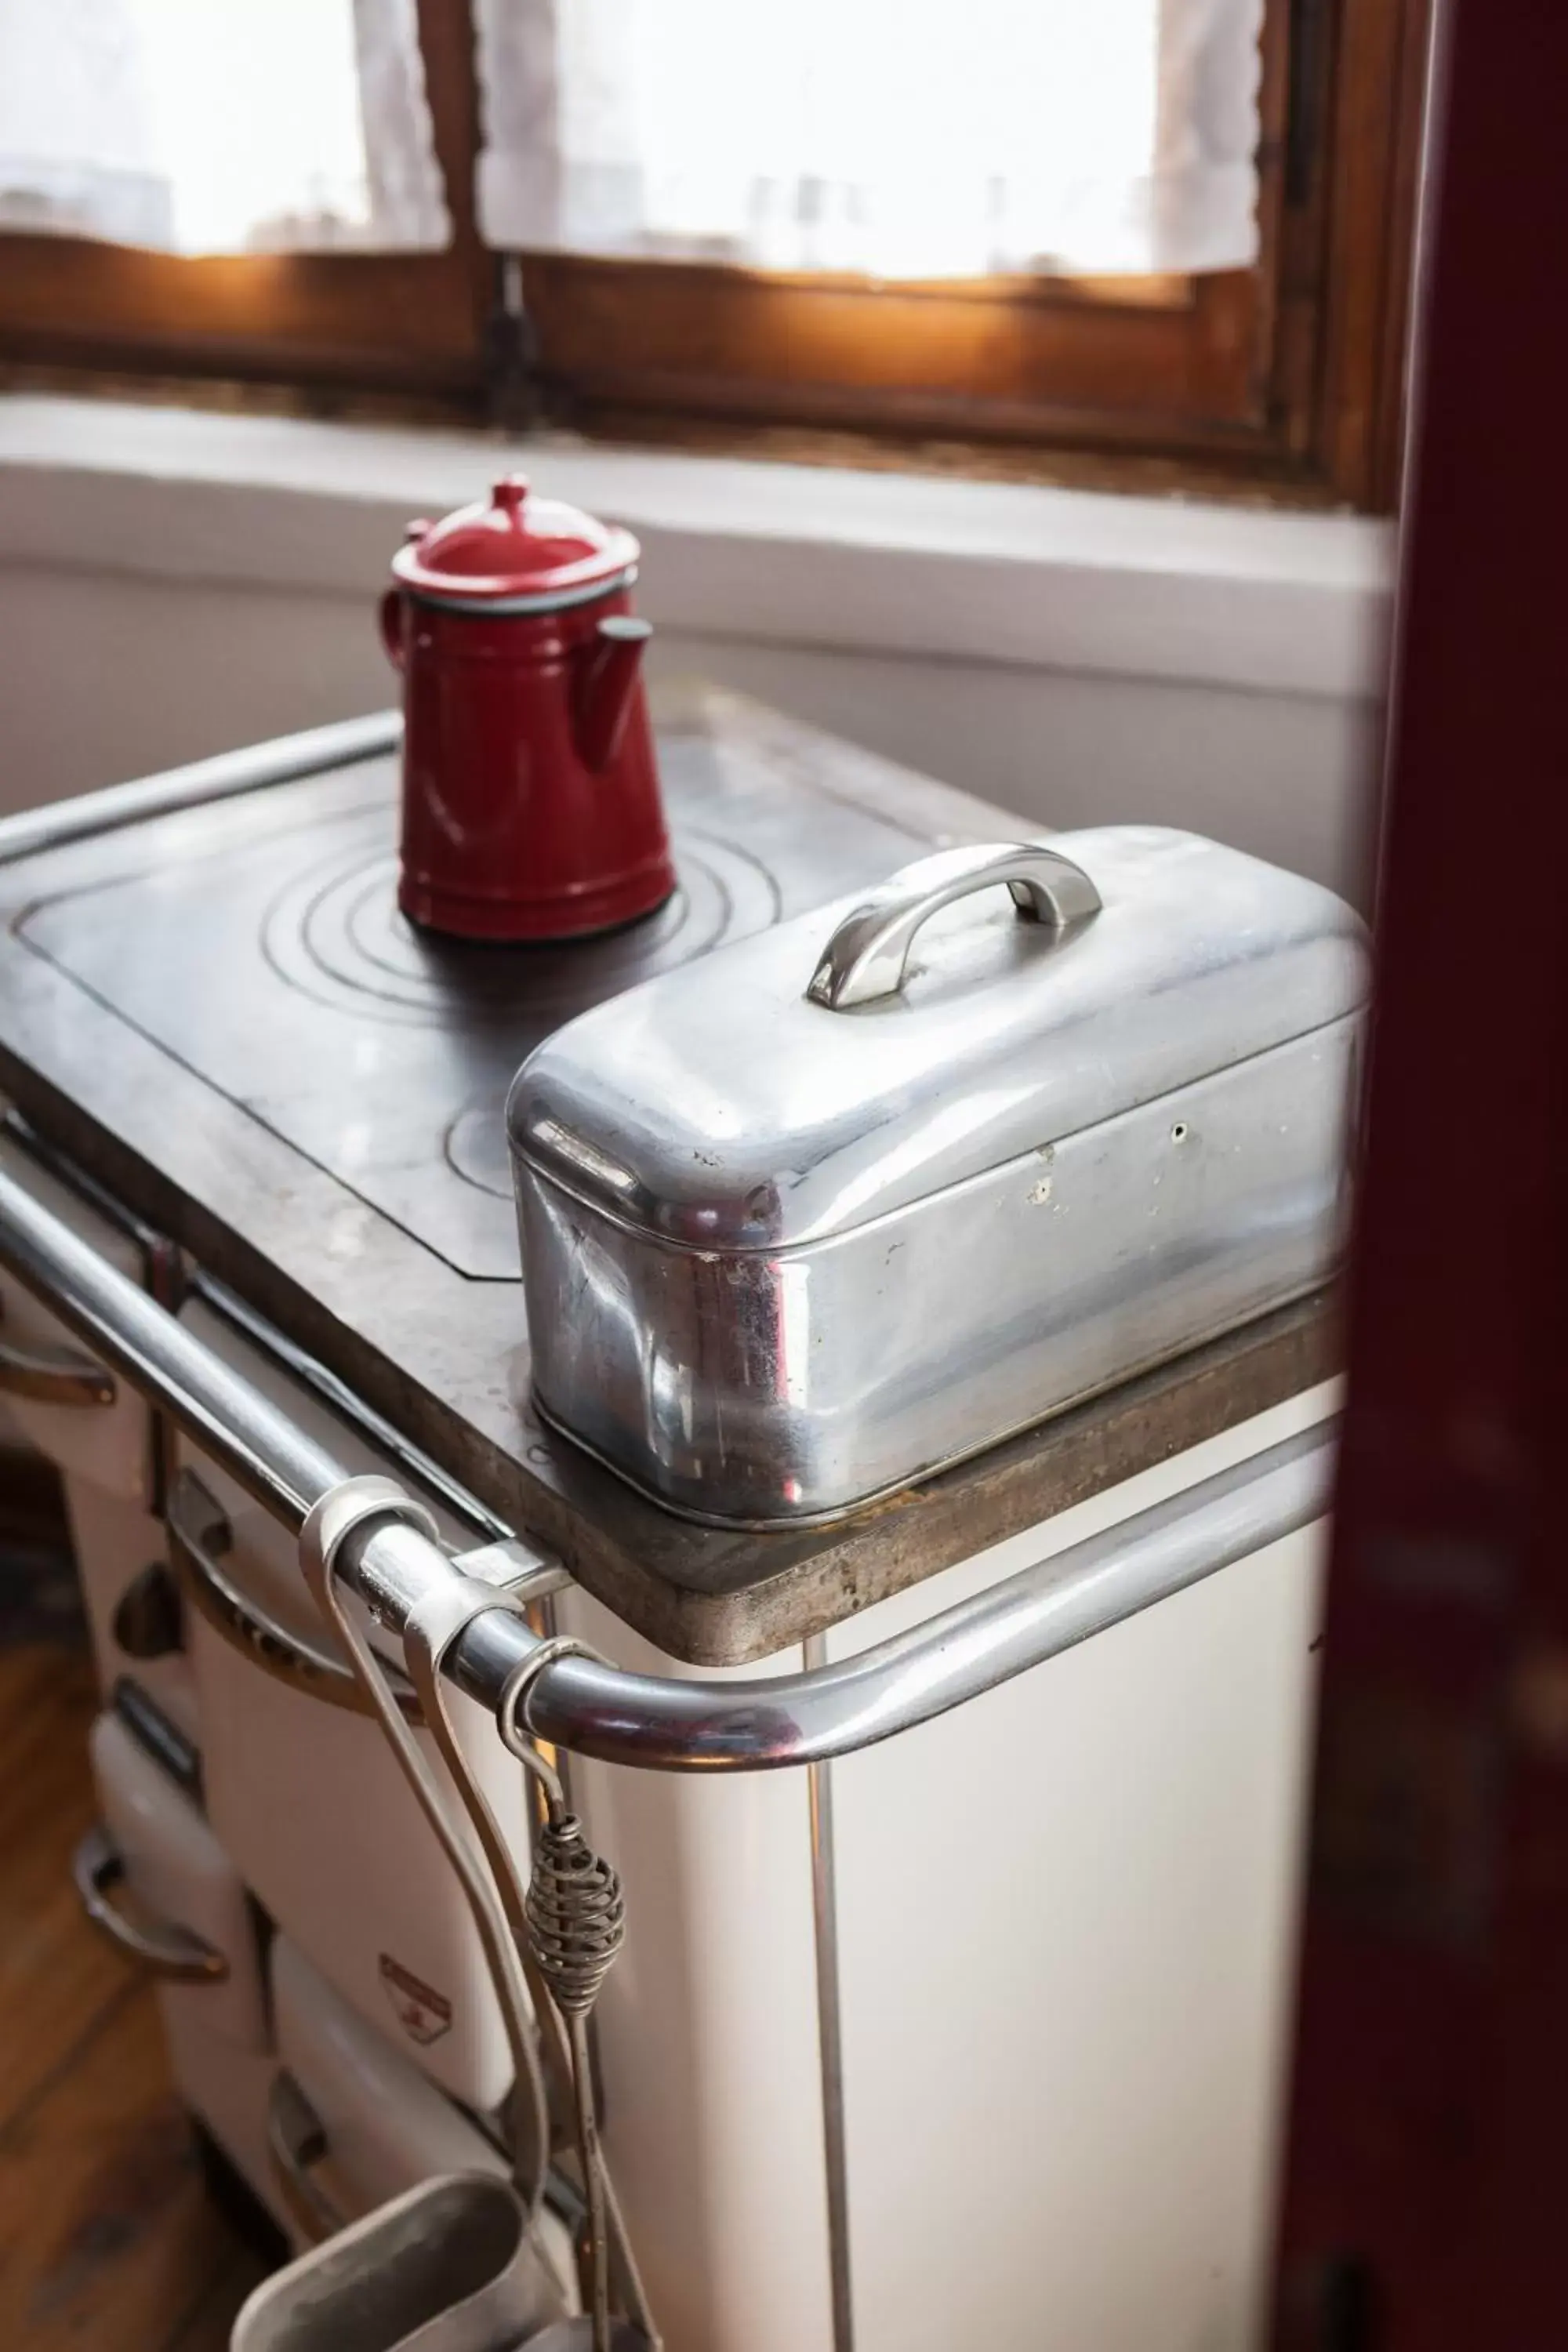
[0,398,1393,906]
[660,633,1383,902]
[3,568,388,801]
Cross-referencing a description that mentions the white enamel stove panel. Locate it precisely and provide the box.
[557,1384,1332,2352]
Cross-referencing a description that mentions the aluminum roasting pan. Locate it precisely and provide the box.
[508,828,1368,1526]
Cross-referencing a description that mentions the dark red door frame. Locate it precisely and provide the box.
[1271,0,1568,2341]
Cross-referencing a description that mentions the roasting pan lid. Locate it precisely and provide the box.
[509,826,1370,1254]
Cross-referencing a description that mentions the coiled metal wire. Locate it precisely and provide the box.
[526,1815,626,2017]
[503,1635,640,2352]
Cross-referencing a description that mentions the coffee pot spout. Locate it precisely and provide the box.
[574,615,653,773]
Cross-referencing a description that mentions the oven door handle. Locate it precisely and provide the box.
[0,1292,115,1406]
[268,2070,348,2245]
[71,1822,229,1982]
[167,1464,421,1723]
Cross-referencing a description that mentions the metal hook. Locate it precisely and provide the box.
[499,1632,604,1817]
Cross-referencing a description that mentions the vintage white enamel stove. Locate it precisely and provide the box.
[0,687,1344,2352]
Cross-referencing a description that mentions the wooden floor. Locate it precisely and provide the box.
[0,1637,269,2348]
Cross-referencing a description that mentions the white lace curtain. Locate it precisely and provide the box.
[0,0,1261,275]
[474,0,1265,278]
[0,0,447,253]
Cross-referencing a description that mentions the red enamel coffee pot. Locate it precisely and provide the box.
[380,474,677,942]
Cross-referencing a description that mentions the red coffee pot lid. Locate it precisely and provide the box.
[390,475,640,612]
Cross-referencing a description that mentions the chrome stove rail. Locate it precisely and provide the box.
[0,711,401,870]
[0,1167,1336,1773]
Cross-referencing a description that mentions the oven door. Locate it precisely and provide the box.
[84,1698,268,2049]
[171,1296,534,2115]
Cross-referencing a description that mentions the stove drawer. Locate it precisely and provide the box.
[267,1940,578,2304]
[85,1706,268,2052]
[0,1135,153,1501]
[270,1936,503,2227]
[173,1299,531,2115]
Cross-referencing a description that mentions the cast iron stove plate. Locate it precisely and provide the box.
[16,729,927,1278]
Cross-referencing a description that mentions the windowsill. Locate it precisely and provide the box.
[0,394,1392,702]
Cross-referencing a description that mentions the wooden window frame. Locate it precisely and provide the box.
[0,0,1428,511]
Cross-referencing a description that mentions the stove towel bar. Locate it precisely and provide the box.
[0,1167,1335,1773]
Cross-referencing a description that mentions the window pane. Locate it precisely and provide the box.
[0,0,447,253]
[477,0,1262,278]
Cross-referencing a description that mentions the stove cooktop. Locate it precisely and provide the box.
[0,689,1333,1662]
[17,716,928,1278]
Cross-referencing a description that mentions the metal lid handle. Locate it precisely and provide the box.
[805,840,1101,1011]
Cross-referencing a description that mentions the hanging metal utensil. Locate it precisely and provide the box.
[405,1624,655,2350]
[231,2172,572,2352]
[498,1640,636,2352]
[296,1476,657,2352]
[299,1479,554,2221]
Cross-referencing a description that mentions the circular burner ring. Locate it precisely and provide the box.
[444,1099,518,1201]
[261,826,781,1029]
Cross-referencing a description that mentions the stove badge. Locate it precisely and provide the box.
[378,1953,453,2045]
